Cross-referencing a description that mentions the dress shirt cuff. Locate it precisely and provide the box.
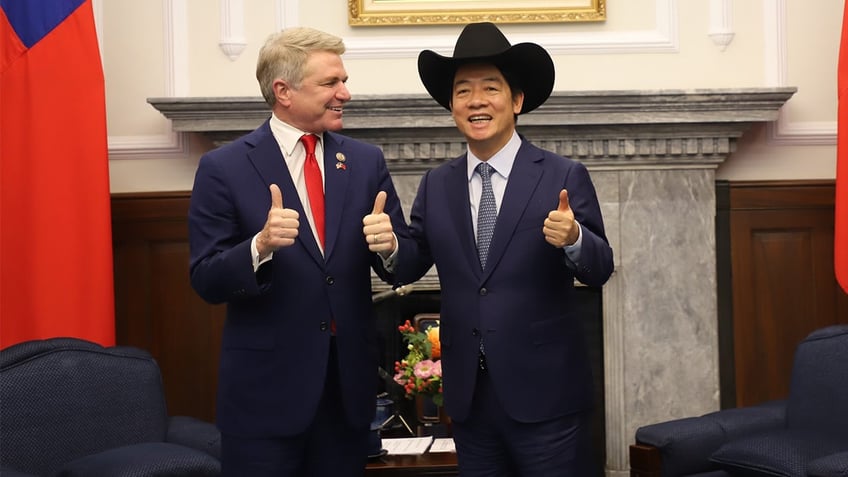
[251,233,273,272]
[564,221,583,262]
[378,233,399,272]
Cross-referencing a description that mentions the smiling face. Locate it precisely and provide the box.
[274,50,351,133]
[450,63,524,160]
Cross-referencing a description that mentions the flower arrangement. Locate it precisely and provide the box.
[393,319,443,406]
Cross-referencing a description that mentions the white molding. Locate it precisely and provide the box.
[219,0,246,61]
[765,0,837,146]
[118,0,678,156]
[769,119,837,146]
[763,0,786,88]
[709,0,735,51]
[107,0,190,158]
[343,0,678,59]
[169,0,189,96]
[109,132,188,158]
[122,0,838,154]
[276,0,298,30]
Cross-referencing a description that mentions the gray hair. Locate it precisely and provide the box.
[256,27,346,107]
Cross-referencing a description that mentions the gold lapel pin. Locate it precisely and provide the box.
[336,152,346,162]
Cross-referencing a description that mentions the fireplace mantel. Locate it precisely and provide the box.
[149,88,795,171]
[149,88,795,476]
[149,89,794,131]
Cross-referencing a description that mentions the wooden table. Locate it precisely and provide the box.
[366,452,458,476]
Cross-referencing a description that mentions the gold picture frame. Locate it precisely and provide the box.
[348,0,605,26]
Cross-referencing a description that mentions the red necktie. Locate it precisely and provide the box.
[300,134,325,247]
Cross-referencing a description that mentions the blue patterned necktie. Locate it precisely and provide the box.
[476,162,497,268]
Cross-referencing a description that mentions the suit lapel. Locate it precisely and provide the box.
[445,156,482,277]
[483,143,543,278]
[322,134,350,261]
[247,125,324,266]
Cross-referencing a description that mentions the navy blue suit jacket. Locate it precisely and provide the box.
[188,120,407,437]
[395,138,614,423]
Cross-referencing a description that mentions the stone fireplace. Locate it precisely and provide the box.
[150,87,795,475]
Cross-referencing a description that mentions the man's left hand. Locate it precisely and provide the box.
[543,189,578,248]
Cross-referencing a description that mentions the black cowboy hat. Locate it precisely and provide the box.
[417,22,554,114]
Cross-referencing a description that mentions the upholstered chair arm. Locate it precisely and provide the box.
[634,400,786,477]
[166,416,222,459]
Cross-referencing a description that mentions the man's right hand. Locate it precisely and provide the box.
[257,184,299,258]
[362,191,396,256]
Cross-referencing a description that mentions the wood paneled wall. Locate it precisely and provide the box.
[722,181,848,408]
[111,181,848,422]
[111,192,223,422]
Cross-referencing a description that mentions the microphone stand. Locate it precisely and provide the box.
[371,284,414,304]
[375,382,414,436]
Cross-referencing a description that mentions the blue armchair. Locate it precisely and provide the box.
[0,337,221,476]
[630,325,848,477]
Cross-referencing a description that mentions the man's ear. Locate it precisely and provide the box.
[273,79,291,105]
[512,91,525,115]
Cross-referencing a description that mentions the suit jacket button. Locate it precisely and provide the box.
[472,328,480,337]
[326,276,334,285]
[320,321,329,331]
[479,287,488,296]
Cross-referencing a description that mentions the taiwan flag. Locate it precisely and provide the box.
[839,3,848,294]
[1,0,115,346]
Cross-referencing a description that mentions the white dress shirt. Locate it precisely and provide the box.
[251,115,326,270]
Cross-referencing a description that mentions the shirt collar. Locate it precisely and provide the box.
[269,114,323,156]
[466,130,521,181]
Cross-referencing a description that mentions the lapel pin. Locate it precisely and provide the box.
[336,152,346,162]
[336,162,346,170]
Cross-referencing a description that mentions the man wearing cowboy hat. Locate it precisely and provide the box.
[377,22,614,475]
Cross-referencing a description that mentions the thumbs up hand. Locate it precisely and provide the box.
[362,191,397,255]
[543,189,579,248]
[257,184,300,257]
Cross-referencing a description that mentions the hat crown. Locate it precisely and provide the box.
[417,22,554,115]
[453,22,512,59]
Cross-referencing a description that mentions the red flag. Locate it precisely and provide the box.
[1,0,115,346]
[839,4,848,294]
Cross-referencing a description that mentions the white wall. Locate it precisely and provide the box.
[98,0,844,193]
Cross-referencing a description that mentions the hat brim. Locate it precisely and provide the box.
[418,42,554,115]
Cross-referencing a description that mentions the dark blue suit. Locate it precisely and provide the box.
[188,120,406,472]
[396,138,614,473]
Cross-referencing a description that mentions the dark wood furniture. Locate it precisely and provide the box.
[366,452,458,476]
[723,181,848,407]
[629,443,662,477]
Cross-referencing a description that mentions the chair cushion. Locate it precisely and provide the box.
[709,429,848,477]
[807,451,848,477]
[0,467,37,477]
[54,442,221,477]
